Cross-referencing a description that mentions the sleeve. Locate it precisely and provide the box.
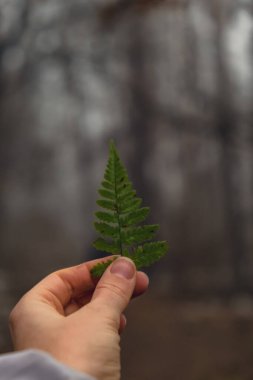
[0,349,96,380]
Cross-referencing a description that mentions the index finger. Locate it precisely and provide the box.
[29,256,117,310]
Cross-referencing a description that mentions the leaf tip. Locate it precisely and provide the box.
[109,139,116,150]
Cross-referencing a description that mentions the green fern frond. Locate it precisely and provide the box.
[94,222,119,239]
[96,199,116,211]
[91,140,168,277]
[93,238,120,254]
[120,207,150,226]
[90,258,117,277]
[126,241,169,269]
[122,225,159,245]
[95,211,117,224]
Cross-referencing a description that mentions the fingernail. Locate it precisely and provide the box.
[110,258,135,279]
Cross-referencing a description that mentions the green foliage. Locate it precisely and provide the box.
[90,258,117,278]
[91,140,168,277]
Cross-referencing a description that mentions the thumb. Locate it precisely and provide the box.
[90,257,137,322]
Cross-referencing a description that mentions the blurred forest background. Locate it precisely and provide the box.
[0,0,253,379]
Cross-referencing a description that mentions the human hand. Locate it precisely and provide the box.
[9,257,149,380]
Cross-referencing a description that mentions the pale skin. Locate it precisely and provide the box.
[9,256,149,380]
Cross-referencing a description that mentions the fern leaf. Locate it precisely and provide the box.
[90,258,116,277]
[122,225,159,245]
[126,241,169,269]
[96,199,116,211]
[95,211,117,224]
[91,140,168,277]
[117,182,132,194]
[118,189,136,203]
[98,189,115,200]
[94,222,118,238]
[120,197,142,213]
[93,238,120,254]
[120,207,150,226]
[102,180,114,191]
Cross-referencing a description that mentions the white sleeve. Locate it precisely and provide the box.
[0,350,96,380]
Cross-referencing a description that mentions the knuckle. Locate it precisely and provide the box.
[97,281,129,303]
[8,295,29,329]
[9,305,19,328]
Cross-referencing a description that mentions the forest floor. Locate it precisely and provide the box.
[122,292,253,380]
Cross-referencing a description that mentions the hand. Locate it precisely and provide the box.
[9,257,149,380]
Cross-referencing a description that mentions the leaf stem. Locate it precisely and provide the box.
[113,151,123,256]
